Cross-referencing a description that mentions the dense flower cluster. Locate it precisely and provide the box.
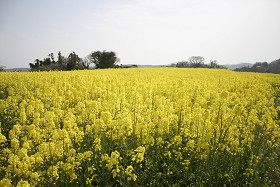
[0,68,279,186]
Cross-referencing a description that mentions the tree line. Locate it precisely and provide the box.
[29,54,225,72]
[234,59,280,74]
[169,56,226,69]
[29,51,119,71]
[26,52,280,74]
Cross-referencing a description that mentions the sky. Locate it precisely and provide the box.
[0,0,280,69]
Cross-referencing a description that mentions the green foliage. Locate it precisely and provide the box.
[29,50,120,71]
[66,52,82,70]
[88,50,119,69]
[29,52,89,71]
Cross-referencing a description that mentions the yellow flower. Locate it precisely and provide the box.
[132,146,145,163]
[164,151,172,159]
[125,165,137,181]
[0,178,12,187]
[11,138,19,149]
[16,180,31,187]
[0,132,7,144]
[1,67,280,186]
[173,135,182,146]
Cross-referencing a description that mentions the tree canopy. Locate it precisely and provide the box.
[189,56,205,67]
[29,50,120,71]
[29,52,89,71]
[88,51,119,69]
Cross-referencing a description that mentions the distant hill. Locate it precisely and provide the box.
[4,68,30,72]
[164,63,254,70]
[223,63,253,70]
[234,59,280,74]
[137,65,164,68]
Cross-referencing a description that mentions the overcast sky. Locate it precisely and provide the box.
[0,0,279,68]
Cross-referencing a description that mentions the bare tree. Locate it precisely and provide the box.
[189,56,205,67]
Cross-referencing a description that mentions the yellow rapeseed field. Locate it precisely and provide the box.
[0,68,279,186]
